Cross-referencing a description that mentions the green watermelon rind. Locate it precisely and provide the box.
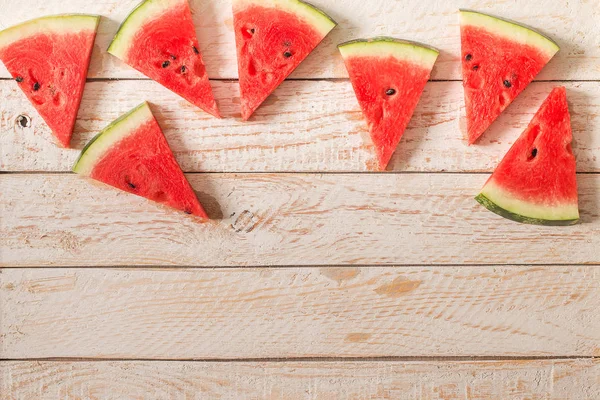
[0,14,100,50]
[73,102,154,176]
[108,0,183,59]
[475,193,579,226]
[233,0,337,37]
[460,9,559,59]
[338,37,439,69]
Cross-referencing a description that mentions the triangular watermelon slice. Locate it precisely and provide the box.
[460,10,559,144]
[476,87,578,225]
[0,15,99,148]
[108,0,220,118]
[233,0,336,120]
[339,38,439,170]
[73,102,208,218]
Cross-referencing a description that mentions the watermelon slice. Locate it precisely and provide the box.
[233,0,336,120]
[108,0,219,118]
[0,15,99,148]
[339,37,439,170]
[460,10,559,144]
[73,102,208,218]
[476,87,578,225]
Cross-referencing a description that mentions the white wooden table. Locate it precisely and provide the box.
[1,0,599,398]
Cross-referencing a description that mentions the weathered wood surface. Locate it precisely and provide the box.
[1,267,599,359]
[0,0,599,80]
[1,359,599,399]
[2,173,600,267]
[1,80,599,172]
[1,0,599,395]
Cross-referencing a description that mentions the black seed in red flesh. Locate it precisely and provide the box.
[185,209,192,215]
[170,54,177,60]
[503,80,512,88]
[465,54,472,61]
[15,76,23,83]
[180,65,187,74]
[527,147,538,161]
[472,65,479,71]
[33,82,40,91]
[386,88,396,96]
[283,51,292,58]
[242,27,255,39]
[162,61,170,68]
[192,46,199,54]
[126,178,136,189]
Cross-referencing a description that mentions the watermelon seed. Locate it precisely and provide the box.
[185,209,192,215]
[170,54,177,60]
[162,61,170,68]
[193,46,199,54]
[472,65,479,71]
[125,178,136,189]
[283,51,292,58]
[242,27,255,39]
[180,65,187,74]
[503,80,512,88]
[386,88,396,96]
[15,76,23,83]
[33,82,40,91]
[465,54,472,61]
[527,148,538,161]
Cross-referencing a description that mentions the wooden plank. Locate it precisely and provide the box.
[1,80,599,173]
[0,0,599,80]
[1,267,599,358]
[1,360,598,399]
[2,173,600,267]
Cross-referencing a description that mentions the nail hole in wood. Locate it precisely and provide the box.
[16,114,31,128]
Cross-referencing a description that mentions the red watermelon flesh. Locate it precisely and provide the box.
[0,15,99,148]
[460,10,559,144]
[233,0,336,120]
[108,0,219,118]
[339,38,438,170]
[73,102,208,218]
[476,87,578,225]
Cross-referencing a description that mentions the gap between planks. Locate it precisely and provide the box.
[2,78,600,83]
[1,356,597,363]
[3,171,600,175]
[2,263,600,269]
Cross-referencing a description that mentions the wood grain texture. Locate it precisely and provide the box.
[0,0,598,80]
[2,173,600,267]
[1,267,599,358]
[1,80,599,172]
[1,359,599,399]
